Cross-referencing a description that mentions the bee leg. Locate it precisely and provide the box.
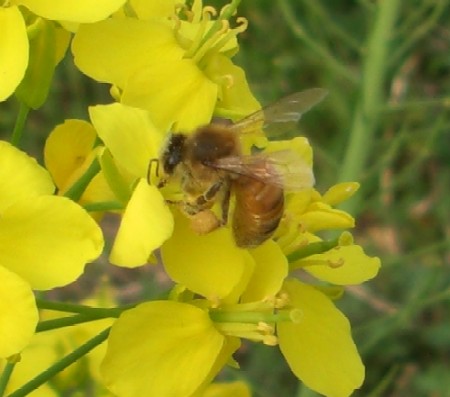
[189,210,221,235]
[219,184,231,226]
[192,180,224,208]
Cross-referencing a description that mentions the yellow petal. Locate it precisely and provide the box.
[122,57,218,131]
[110,180,174,267]
[81,170,118,211]
[44,119,97,190]
[0,266,38,357]
[72,18,182,87]
[101,301,230,397]
[89,103,164,178]
[162,211,255,302]
[241,240,288,303]
[129,0,181,19]
[0,196,103,290]
[322,182,360,206]
[200,381,251,397]
[298,202,355,232]
[12,0,127,23]
[278,279,364,397]
[0,7,28,101]
[206,54,260,120]
[301,245,381,285]
[0,141,54,212]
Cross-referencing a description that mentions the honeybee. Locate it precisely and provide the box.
[158,88,327,248]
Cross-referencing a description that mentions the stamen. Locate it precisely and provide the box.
[203,6,218,18]
[215,322,277,345]
[192,20,230,63]
[257,322,275,335]
[169,13,182,43]
[263,335,278,346]
[328,258,345,268]
[274,292,290,309]
[206,18,248,57]
[183,7,214,59]
[175,3,193,22]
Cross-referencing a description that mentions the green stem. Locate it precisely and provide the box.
[83,201,124,212]
[210,309,290,324]
[389,0,446,68]
[7,328,111,397]
[302,0,362,53]
[383,97,450,112]
[10,102,30,148]
[337,0,401,214]
[279,0,358,84]
[0,361,16,397]
[286,238,339,264]
[36,299,100,313]
[36,311,120,333]
[36,299,135,316]
[63,157,100,201]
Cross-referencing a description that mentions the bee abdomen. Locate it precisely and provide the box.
[232,177,284,248]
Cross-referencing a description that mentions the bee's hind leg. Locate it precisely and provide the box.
[219,184,231,227]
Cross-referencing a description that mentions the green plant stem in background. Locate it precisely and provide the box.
[8,328,111,397]
[10,102,30,148]
[389,0,447,68]
[338,0,401,215]
[279,0,358,84]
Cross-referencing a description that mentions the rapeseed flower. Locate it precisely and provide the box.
[101,202,379,396]
[0,0,126,102]
[72,0,259,131]
[88,103,174,266]
[0,141,103,357]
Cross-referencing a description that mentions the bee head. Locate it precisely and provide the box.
[161,133,187,175]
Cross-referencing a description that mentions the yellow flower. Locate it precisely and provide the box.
[1,308,114,396]
[72,0,259,131]
[44,119,116,210]
[101,209,377,397]
[0,0,126,102]
[101,301,240,397]
[278,279,365,397]
[88,103,174,267]
[0,266,38,358]
[199,381,251,397]
[0,141,103,357]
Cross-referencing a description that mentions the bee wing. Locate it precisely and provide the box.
[207,150,314,191]
[229,88,328,138]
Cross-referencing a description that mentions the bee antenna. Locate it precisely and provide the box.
[147,158,160,185]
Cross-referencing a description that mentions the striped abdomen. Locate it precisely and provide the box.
[232,175,284,248]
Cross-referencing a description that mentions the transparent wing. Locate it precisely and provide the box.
[206,150,314,191]
[228,88,328,138]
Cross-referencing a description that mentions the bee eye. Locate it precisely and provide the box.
[165,152,181,173]
[162,133,186,174]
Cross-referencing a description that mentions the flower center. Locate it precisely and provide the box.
[209,297,300,346]
[172,3,248,66]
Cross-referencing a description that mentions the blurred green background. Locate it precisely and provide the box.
[236,1,450,396]
[1,1,449,396]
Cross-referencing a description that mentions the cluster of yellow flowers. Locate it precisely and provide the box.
[0,1,380,396]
